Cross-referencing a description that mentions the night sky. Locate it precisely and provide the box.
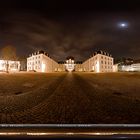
[0,0,140,61]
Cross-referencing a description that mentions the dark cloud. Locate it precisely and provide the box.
[0,0,140,61]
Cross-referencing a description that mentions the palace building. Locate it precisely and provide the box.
[27,51,58,72]
[27,50,114,73]
[65,56,75,72]
[82,50,114,72]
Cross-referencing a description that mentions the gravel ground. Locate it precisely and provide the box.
[0,72,140,124]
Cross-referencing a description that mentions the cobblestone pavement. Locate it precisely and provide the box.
[0,72,140,124]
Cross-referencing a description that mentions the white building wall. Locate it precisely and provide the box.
[96,54,114,72]
[58,64,66,72]
[0,60,20,72]
[65,59,75,72]
[75,63,83,72]
[27,53,58,72]
[27,54,42,72]
[113,64,118,72]
[82,53,114,73]
[121,63,140,72]
[82,59,90,71]
[131,63,140,71]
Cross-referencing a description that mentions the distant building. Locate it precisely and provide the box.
[131,63,140,71]
[82,50,114,72]
[120,63,140,72]
[0,60,20,72]
[116,59,140,72]
[58,61,66,72]
[27,51,58,72]
[58,59,83,72]
[75,61,83,72]
[65,56,75,72]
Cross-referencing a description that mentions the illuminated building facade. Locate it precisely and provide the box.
[113,64,118,72]
[65,56,75,72]
[120,63,140,72]
[58,61,66,72]
[0,60,20,72]
[75,61,83,72]
[27,50,114,73]
[27,51,58,72]
[58,57,82,72]
[82,50,114,72]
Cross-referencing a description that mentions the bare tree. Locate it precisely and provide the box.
[1,45,17,73]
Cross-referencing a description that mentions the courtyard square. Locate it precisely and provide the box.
[0,72,139,124]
